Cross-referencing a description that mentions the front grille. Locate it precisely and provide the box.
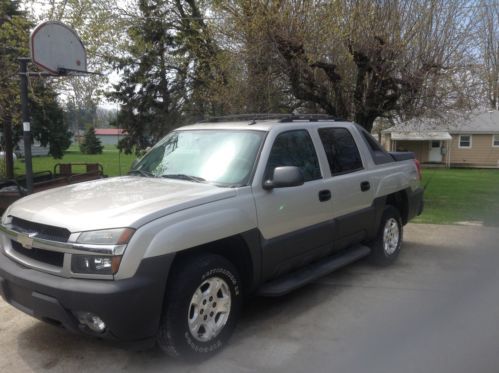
[11,240,64,267]
[11,217,70,242]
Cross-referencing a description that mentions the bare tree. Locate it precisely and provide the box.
[221,0,477,131]
[478,0,499,110]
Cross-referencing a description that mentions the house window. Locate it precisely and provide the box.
[459,135,472,148]
[493,135,499,147]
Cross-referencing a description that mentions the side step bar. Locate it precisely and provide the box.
[258,245,371,297]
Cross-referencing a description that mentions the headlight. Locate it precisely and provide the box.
[71,255,122,275]
[76,228,135,245]
[72,228,134,275]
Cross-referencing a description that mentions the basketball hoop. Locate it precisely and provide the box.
[30,21,91,76]
[15,21,96,194]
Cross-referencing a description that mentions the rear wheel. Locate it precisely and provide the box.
[368,205,403,266]
[158,254,242,360]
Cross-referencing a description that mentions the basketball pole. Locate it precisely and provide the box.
[19,57,33,194]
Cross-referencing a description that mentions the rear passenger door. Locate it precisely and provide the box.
[317,127,375,249]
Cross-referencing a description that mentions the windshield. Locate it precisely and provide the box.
[132,130,266,186]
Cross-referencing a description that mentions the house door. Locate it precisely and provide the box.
[428,140,442,162]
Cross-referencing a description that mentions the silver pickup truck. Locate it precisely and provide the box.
[0,115,423,359]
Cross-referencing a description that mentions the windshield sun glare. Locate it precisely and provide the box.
[134,130,265,186]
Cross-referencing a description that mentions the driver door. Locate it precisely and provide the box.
[253,129,333,280]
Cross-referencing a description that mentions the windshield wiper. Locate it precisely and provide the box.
[162,174,206,183]
[128,169,154,177]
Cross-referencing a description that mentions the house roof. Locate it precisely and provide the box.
[391,131,452,141]
[383,110,499,135]
[94,128,125,136]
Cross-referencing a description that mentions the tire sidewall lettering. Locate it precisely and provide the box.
[201,267,240,296]
[182,266,239,352]
[159,255,242,359]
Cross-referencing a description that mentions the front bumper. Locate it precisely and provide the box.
[0,249,173,344]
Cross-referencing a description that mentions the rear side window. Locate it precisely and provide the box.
[318,128,363,175]
[357,126,393,165]
[265,130,321,182]
[363,131,385,152]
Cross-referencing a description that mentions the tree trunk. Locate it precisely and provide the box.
[354,112,377,133]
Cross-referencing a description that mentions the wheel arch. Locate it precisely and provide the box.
[385,189,410,225]
[166,230,262,296]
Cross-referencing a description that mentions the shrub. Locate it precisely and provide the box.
[80,127,103,154]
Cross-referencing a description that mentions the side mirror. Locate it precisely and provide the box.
[263,166,304,190]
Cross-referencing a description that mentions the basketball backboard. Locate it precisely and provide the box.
[30,21,87,75]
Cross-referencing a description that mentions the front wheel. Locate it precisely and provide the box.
[368,205,403,266]
[158,254,242,360]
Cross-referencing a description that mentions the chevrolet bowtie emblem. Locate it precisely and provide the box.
[17,232,37,250]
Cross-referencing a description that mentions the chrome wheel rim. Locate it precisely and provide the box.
[187,276,231,342]
[383,218,400,255]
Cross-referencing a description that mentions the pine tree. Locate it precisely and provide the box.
[80,127,103,154]
[30,82,72,159]
[108,0,224,155]
[108,0,182,155]
[0,0,29,177]
[1,0,73,171]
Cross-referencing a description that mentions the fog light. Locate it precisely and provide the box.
[76,311,106,333]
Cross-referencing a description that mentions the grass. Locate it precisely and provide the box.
[413,168,499,227]
[13,145,137,177]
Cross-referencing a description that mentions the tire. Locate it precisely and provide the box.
[158,254,242,360]
[368,205,403,266]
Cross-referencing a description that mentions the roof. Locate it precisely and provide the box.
[383,110,499,135]
[454,111,499,133]
[391,131,452,141]
[180,119,351,132]
[94,128,125,136]
[177,114,353,132]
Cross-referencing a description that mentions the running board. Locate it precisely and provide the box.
[258,245,371,297]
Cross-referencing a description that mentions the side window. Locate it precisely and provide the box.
[362,131,385,152]
[265,130,321,182]
[358,126,393,165]
[318,128,363,175]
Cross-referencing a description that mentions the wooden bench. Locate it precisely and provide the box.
[0,163,105,212]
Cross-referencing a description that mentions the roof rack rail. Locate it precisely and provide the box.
[198,113,344,123]
[198,113,290,123]
[278,114,343,122]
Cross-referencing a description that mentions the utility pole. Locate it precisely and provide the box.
[3,117,14,179]
[19,57,33,194]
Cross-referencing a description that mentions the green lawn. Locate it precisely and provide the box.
[413,168,499,226]
[13,145,137,177]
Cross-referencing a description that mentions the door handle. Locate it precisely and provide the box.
[318,189,331,202]
[360,181,370,192]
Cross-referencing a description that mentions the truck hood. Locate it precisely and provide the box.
[6,176,237,232]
